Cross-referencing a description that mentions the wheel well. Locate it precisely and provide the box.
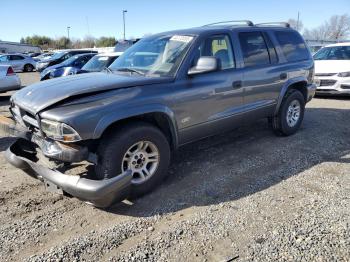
[287,81,307,102]
[101,113,176,149]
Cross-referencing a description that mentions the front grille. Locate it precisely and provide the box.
[317,89,336,92]
[23,115,39,128]
[315,73,336,77]
[11,105,39,129]
[320,79,337,86]
[340,84,350,89]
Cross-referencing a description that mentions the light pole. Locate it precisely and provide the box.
[296,12,300,31]
[67,26,71,48]
[123,10,127,40]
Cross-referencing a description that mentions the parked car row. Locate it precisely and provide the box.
[40,53,96,80]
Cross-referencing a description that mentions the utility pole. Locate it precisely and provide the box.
[67,26,71,48]
[123,10,127,40]
[296,12,300,31]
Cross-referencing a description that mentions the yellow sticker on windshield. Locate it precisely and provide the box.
[170,35,193,43]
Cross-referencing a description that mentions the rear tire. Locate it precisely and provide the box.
[95,122,171,198]
[271,89,305,136]
[24,64,34,72]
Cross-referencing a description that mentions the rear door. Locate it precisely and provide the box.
[173,33,244,144]
[236,30,284,119]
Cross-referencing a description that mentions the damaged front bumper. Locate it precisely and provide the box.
[0,116,132,208]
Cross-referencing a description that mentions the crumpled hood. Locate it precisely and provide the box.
[12,72,172,114]
[314,60,350,74]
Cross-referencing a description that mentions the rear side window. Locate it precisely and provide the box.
[239,32,270,67]
[10,55,25,60]
[274,31,309,62]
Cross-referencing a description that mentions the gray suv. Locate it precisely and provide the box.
[0,21,316,207]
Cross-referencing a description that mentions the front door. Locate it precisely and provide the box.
[173,34,244,145]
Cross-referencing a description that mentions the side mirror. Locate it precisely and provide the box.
[188,56,219,76]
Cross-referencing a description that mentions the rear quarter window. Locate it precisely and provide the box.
[274,31,309,62]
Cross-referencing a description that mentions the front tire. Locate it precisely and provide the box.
[95,122,171,198]
[271,89,305,136]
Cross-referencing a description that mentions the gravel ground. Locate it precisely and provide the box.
[0,72,349,261]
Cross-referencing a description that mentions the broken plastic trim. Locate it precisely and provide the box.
[6,139,132,208]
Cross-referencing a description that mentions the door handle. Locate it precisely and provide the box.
[232,80,242,89]
[280,73,287,80]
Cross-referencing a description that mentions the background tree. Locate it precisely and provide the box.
[326,14,350,40]
[81,36,96,48]
[303,14,350,40]
[56,37,70,49]
[95,37,116,47]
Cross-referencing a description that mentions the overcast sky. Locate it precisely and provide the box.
[1,0,349,42]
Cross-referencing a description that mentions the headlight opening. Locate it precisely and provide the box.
[40,119,81,142]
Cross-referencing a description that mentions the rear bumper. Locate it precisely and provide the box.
[1,116,133,208]
[307,83,317,102]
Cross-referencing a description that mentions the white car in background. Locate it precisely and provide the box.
[314,43,350,95]
[0,65,21,93]
[0,54,37,72]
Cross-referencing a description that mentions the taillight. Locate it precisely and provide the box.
[6,67,15,76]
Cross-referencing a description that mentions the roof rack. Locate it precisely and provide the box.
[255,22,290,28]
[203,20,254,27]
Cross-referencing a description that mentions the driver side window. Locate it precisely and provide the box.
[193,34,235,70]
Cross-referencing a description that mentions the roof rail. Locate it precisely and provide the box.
[203,20,254,27]
[255,22,290,28]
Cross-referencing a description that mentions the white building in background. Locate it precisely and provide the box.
[0,41,41,54]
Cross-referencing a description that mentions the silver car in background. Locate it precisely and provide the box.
[0,65,21,92]
[0,54,36,72]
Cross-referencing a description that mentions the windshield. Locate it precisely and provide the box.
[61,55,79,66]
[109,34,195,77]
[314,46,350,60]
[49,51,65,60]
[82,55,116,71]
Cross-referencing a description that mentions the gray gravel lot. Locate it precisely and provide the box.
[0,72,349,261]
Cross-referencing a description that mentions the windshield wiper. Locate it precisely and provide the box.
[102,67,113,74]
[116,67,146,76]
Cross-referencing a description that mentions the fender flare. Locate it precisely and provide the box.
[93,104,179,148]
[274,76,308,115]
